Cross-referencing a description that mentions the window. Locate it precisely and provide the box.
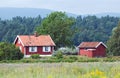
[43,46,51,52]
[29,47,37,52]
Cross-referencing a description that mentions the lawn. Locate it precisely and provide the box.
[0,62,120,78]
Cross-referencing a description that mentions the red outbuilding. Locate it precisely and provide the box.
[14,33,55,57]
[78,42,107,57]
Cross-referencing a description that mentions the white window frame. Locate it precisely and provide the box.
[29,47,37,52]
[43,46,51,52]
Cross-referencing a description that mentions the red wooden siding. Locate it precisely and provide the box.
[25,46,54,55]
[79,49,95,57]
[93,44,106,57]
[79,44,106,57]
[14,35,56,56]
[15,38,54,56]
[15,38,25,54]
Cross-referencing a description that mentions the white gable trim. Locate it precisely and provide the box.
[13,35,18,44]
[78,42,83,47]
[13,35,25,47]
[95,42,107,48]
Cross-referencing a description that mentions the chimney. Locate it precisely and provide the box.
[34,31,38,37]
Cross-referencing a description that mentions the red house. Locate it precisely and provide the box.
[78,42,107,57]
[14,34,55,57]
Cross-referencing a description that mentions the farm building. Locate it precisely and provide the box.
[14,33,56,57]
[78,42,107,57]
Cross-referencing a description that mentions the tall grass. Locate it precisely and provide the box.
[0,62,120,78]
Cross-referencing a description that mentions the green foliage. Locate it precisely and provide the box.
[53,50,63,59]
[57,47,78,55]
[36,12,75,48]
[0,42,24,60]
[0,56,120,63]
[73,15,119,45]
[0,15,119,47]
[0,16,42,42]
[107,21,120,56]
[31,54,40,59]
[0,62,120,78]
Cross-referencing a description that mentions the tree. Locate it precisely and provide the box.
[107,21,120,56]
[0,42,24,60]
[73,15,119,46]
[36,12,75,48]
[0,16,42,42]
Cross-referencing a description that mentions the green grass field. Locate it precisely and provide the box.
[0,62,120,78]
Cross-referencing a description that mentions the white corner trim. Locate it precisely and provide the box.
[95,42,107,48]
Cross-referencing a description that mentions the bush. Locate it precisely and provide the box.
[57,47,78,55]
[69,56,78,60]
[31,54,40,59]
[53,50,63,59]
[0,42,24,60]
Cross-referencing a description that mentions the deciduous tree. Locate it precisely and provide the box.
[36,12,75,48]
[107,21,120,56]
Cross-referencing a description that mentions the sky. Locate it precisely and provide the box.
[0,0,120,15]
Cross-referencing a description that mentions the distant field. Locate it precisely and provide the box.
[0,62,120,78]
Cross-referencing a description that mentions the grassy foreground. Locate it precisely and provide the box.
[0,62,120,78]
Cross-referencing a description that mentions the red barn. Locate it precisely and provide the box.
[14,34,55,57]
[78,42,107,57]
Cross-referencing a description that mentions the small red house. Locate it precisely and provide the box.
[14,34,55,57]
[78,42,107,57]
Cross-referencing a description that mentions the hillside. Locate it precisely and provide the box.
[0,7,77,20]
[95,12,120,17]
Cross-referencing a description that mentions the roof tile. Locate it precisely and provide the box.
[17,35,55,46]
[78,42,100,48]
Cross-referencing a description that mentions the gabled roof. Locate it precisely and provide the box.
[78,42,107,48]
[14,35,56,46]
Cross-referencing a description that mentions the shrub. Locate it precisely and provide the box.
[0,42,24,60]
[57,47,78,55]
[54,50,63,59]
[69,56,78,60]
[31,54,40,59]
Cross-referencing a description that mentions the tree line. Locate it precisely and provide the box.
[0,14,119,45]
[0,16,42,42]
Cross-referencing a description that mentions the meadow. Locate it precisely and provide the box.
[0,62,120,78]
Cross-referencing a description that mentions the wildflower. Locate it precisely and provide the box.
[47,75,52,78]
[82,69,107,78]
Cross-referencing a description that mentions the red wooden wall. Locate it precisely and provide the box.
[79,44,106,57]
[25,46,53,55]
[15,38,54,55]
[15,38,25,54]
